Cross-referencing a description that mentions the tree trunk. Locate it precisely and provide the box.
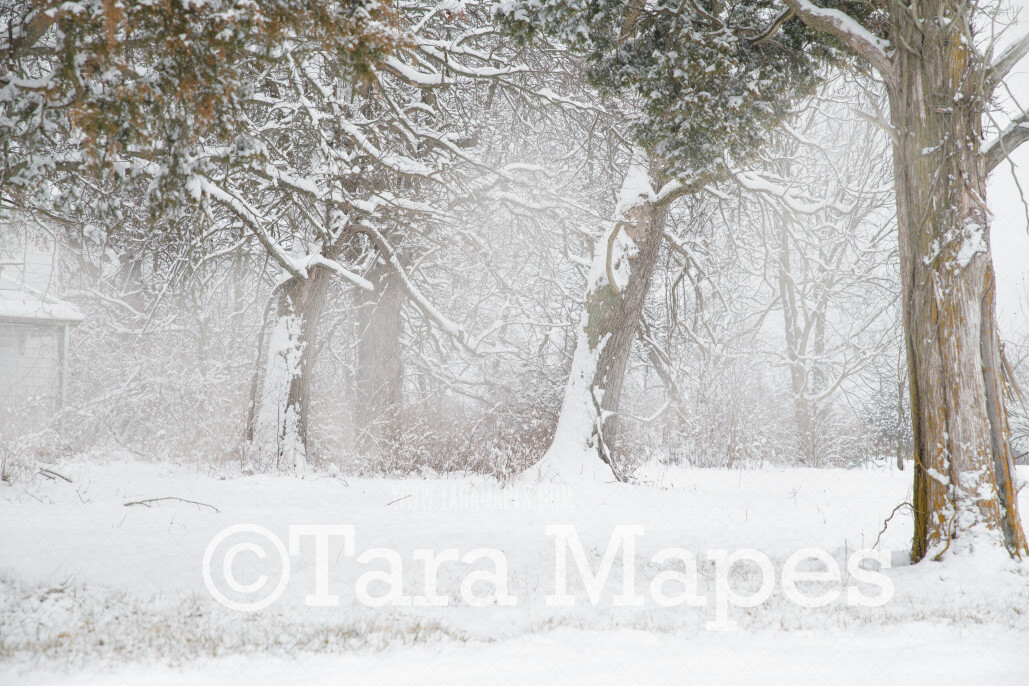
[244,264,333,474]
[521,154,667,482]
[354,261,405,457]
[777,216,814,464]
[888,1,1027,559]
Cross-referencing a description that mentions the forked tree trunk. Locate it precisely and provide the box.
[244,263,333,474]
[521,154,667,482]
[888,1,1027,559]
[354,261,405,457]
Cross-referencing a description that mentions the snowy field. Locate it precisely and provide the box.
[1,457,1027,685]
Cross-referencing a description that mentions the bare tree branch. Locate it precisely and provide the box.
[990,30,1029,88]
[1,9,56,76]
[124,497,221,513]
[353,223,475,352]
[39,469,72,483]
[751,8,796,44]
[985,107,1029,173]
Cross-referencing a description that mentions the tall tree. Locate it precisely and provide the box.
[498,0,837,480]
[4,0,589,472]
[528,151,673,480]
[782,0,1028,558]
[1,0,401,472]
[353,261,404,457]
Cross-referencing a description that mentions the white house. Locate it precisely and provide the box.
[0,226,82,421]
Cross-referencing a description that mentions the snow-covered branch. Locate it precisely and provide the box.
[984,108,1029,173]
[783,0,896,87]
[990,30,1029,88]
[353,223,474,352]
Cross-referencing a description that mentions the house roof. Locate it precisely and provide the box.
[0,276,84,325]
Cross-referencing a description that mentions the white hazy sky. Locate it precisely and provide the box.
[992,0,1029,342]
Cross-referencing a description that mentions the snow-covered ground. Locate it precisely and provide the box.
[2,456,1027,684]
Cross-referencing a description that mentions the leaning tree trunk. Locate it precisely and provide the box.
[354,261,405,457]
[521,154,667,482]
[888,1,1027,560]
[244,264,333,474]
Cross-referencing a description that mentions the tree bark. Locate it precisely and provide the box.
[887,0,1027,559]
[244,261,333,474]
[521,154,668,482]
[787,0,1028,561]
[354,260,405,457]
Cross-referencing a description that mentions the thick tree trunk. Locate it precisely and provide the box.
[888,1,1027,559]
[244,264,333,474]
[521,155,667,482]
[354,261,405,457]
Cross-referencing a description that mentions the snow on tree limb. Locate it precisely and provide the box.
[783,0,896,88]
[384,31,601,114]
[302,254,374,292]
[193,175,371,291]
[353,223,474,352]
[613,153,654,217]
[730,167,855,215]
[990,30,1029,87]
[191,175,307,280]
[984,108,1029,173]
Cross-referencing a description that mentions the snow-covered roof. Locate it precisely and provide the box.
[0,276,83,325]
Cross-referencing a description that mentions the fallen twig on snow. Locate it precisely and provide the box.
[39,469,72,483]
[124,497,221,513]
